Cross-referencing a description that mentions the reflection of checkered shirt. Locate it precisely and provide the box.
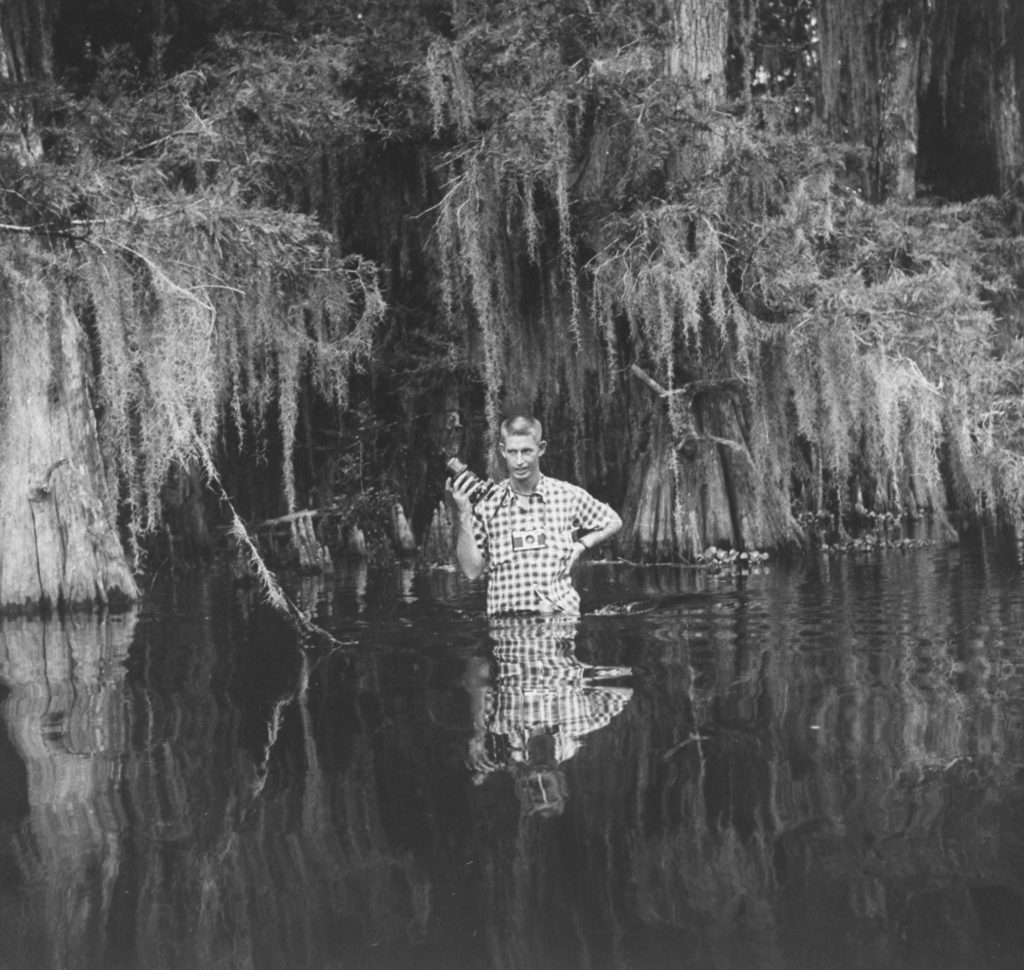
[485,617,633,764]
[472,475,616,615]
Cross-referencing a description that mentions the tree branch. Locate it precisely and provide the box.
[631,364,748,457]
[630,364,746,401]
[0,220,86,238]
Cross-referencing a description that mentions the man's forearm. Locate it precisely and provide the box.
[455,512,486,579]
[580,510,623,550]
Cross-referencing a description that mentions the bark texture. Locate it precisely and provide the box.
[0,285,138,611]
[0,1,136,611]
[664,0,729,97]
[978,0,1024,193]
[0,0,53,161]
[818,0,932,202]
[616,0,749,560]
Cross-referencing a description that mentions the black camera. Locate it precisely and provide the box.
[446,458,498,505]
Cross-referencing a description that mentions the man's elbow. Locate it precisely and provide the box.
[458,555,485,581]
[608,510,623,536]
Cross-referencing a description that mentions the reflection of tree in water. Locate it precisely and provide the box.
[109,591,432,970]
[3,555,1024,970]
[465,616,635,817]
[466,556,1024,970]
[0,616,135,970]
[0,586,436,970]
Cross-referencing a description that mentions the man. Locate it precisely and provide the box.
[447,414,622,615]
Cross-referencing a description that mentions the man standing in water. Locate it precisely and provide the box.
[447,414,621,615]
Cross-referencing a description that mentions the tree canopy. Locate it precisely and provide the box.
[1,0,1023,603]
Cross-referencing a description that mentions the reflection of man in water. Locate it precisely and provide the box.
[464,616,633,817]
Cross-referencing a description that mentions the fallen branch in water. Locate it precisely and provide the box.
[193,436,351,654]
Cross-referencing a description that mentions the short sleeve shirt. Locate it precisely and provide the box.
[471,475,616,615]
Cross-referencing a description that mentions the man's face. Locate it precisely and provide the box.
[500,432,546,486]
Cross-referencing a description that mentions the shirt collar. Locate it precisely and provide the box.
[500,473,548,504]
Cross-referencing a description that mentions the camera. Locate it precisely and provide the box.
[512,529,547,551]
[446,457,498,505]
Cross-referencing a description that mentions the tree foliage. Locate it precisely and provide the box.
[4,0,1024,573]
[2,20,386,565]
[409,2,1024,546]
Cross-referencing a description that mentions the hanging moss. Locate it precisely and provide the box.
[2,189,382,573]
[14,1,1020,570]
[432,59,594,437]
[748,177,1024,528]
[79,205,382,542]
[412,1,1024,559]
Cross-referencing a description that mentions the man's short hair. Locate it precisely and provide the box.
[500,414,543,443]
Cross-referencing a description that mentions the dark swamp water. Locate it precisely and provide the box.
[3,532,1024,970]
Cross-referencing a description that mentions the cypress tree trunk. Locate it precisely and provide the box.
[916,0,1023,198]
[818,0,932,202]
[1,2,137,613]
[876,2,928,201]
[0,281,138,612]
[664,0,728,93]
[664,0,729,180]
[620,376,762,560]
[978,0,1024,193]
[617,0,741,561]
[0,0,52,161]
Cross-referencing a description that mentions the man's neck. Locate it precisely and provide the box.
[509,473,541,496]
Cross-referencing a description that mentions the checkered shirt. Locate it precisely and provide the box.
[483,617,634,764]
[472,475,616,615]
